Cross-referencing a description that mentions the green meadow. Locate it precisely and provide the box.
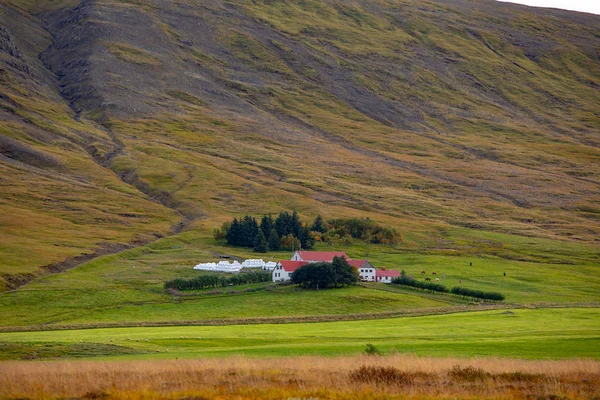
[0,228,598,330]
[0,308,597,360]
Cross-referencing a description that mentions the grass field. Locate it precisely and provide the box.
[2,355,598,399]
[0,308,598,360]
[1,228,598,329]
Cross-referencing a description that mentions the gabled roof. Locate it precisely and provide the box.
[278,260,308,272]
[376,269,401,277]
[294,251,349,262]
[347,259,371,268]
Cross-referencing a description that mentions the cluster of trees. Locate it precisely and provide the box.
[391,275,505,301]
[214,212,403,253]
[313,218,403,244]
[291,256,359,289]
[214,211,315,253]
[164,271,271,291]
[450,286,505,301]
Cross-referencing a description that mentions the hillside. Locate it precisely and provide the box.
[1,0,599,290]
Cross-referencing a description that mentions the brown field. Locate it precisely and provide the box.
[1,355,599,399]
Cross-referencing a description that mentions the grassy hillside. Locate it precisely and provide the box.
[0,229,597,330]
[0,2,180,290]
[0,0,598,316]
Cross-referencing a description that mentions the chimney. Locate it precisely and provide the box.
[381,267,386,270]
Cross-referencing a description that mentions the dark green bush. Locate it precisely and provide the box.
[165,271,271,291]
[391,276,449,293]
[291,257,359,289]
[364,343,382,356]
[450,286,505,301]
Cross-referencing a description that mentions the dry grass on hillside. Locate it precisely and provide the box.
[1,355,598,399]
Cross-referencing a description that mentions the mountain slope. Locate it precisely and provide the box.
[0,0,599,288]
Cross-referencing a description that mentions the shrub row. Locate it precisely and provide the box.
[391,276,449,293]
[451,286,505,301]
[391,277,504,301]
[165,271,271,291]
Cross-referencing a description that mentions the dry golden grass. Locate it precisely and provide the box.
[1,355,598,399]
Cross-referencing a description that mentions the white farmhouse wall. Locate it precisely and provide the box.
[359,267,376,282]
[272,263,292,282]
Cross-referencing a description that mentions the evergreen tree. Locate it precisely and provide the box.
[268,229,280,251]
[291,210,302,237]
[311,214,327,233]
[253,230,268,253]
[260,214,274,239]
[299,225,315,250]
[241,215,259,247]
[226,218,242,246]
[274,211,292,237]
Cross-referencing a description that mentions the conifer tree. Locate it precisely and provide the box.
[311,214,327,233]
[226,218,242,246]
[253,230,268,253]
[268,229,280,251]
[260,215,274,239]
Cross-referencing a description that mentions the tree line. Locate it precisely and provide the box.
[214,212,402,253]
[325,217,402,245]
[291,256,359,289]
[165,271,272,291]
[391,275,505,301]
[213,211,314,253]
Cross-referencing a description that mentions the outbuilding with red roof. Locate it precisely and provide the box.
[272,260,307,282]
[376,267,401,283]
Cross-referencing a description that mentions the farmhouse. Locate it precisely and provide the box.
[273,260,307,282]
[291,251,349,263]
[274,252,397,284]
[376,267,400,283]
[348,259,376,282]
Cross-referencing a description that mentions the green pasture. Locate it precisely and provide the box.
[1,229,598,329]
[0,308,598,360]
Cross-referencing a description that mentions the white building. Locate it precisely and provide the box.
[348,259,376,282]
[272,260,307,282]
[273,252,400,284]
[376,267,401,283]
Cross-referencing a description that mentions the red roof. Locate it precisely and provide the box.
[278,260,308,272]
[347,259,370,268]
[294,251,349,262]
[376,269,401,277]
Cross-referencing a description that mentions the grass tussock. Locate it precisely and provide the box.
[0,355,598,399]
[349,365,433,385]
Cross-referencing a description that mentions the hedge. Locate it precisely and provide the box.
[392,277,505,301]
[165,271,271,291]
[391,276,449,293]
[450,286,505,301]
